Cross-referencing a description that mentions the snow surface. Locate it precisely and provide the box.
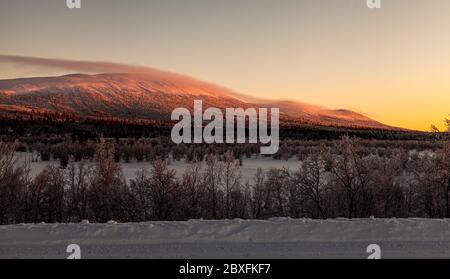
[1,218,450,259]
[15,152,301,181]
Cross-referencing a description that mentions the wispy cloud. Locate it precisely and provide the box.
[0,54,190,80]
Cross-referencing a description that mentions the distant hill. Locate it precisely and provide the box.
[0,72,398,130]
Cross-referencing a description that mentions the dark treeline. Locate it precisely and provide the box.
[0,115,439,143]
[1,115,444,167]
[4,136,447,170]
[0,114,445,169]
[1,136,450,225]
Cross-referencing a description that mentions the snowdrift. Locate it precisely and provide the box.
[2,218,450,245]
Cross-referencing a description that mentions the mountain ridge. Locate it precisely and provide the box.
[0,73,399,130]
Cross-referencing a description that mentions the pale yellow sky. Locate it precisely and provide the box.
[1,0,449,131]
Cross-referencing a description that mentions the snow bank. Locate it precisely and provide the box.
[1,218,450,245]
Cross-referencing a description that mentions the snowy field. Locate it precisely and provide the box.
[1,218,450,259]
[15,152,301,181]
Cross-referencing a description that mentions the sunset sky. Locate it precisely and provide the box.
[0,0,449,131]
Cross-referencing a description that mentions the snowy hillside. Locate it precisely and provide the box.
[0,73,395,129]
[1,218,450,258]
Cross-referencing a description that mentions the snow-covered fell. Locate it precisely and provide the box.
[0,73,395,129]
